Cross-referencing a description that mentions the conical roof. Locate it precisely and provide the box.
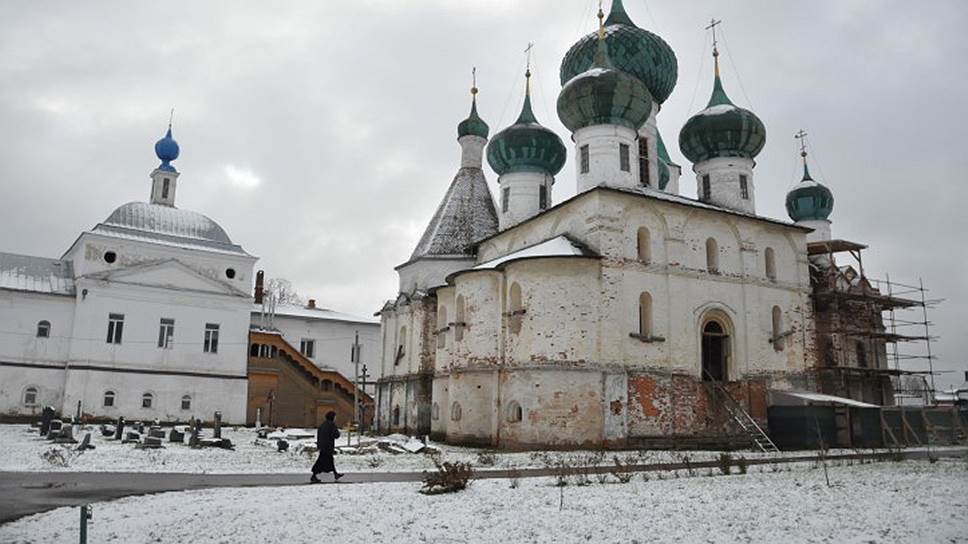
[409,166,499,260]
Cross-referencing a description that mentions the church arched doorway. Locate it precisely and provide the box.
[701,319,729,382]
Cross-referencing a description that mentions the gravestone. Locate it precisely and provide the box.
[99,424,115,437]
[53,425,76,444]
[76,432,95,451]
[169,428,185,443]
[114,417,126,440]
[213,411,222,439]
[149,427,166,440]
[189,419,200,448]
[123,431,141,444]
[40,406,56,435]
[277,439,289,452]
[144,436,164,449]
[256,428,269,439]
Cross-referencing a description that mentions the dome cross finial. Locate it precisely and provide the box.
[597,1,606,40]
[706,18,722,77]
[795,129,814,180]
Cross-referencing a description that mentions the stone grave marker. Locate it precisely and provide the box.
[114,417,126,440]
[76,432,95,451]
[213,411,222,439]
[169,428,185,443]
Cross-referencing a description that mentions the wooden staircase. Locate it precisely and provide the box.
[704,380,780,454]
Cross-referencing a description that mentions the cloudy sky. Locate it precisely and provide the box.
[1,0,965,388]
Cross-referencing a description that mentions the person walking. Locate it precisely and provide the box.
[310,411,343,483]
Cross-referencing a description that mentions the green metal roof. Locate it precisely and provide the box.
[678,72,765,164]
[457,96,489,139]
[559,0,677,105]
[786,163,834,221]
[487,85,566,176]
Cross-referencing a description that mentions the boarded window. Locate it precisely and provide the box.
[705,238,719,273]
[701,174,711,201]
[739,175,749,199]
[765,247,776,280]
[580,145,589,174]
[539,185,548,210]
[619,143,630,172]
[636,227,651,264]
[502,187,510,213]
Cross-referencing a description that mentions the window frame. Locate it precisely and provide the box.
[619,143,630,172]
[158,318,175,349]
[701,174,712,201]
[580,144,590,174]
[36,320,51,338]
[538,184,548,210]
[203,323,220,354]
[300,338,316,359]
[142,392,154,409]
[764,247,776,281]
[103,390,116,407]
[638,138,650,186]
[739,174,749,200]
[106,313,124,344]
[23,386,39,407]
[181,395,192,411]
[705,238,719,273]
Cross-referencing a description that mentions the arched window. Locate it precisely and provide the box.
[451,402,462,421]
[639,292,653,338]
[103,390,116,407]
[36,320,51,338]
[432,402,440,421]
[856,341,867,368]
[508,283,523,334]
[705,238,719,273]
[142,392,154,409]
[437,306,448,349]
[395,326,407,366]
[772,306,784,351]
[181,395,192,411]
[455,295,465,342]
[506,401,523,423]
[250,343,260,357]
[392,406,401,426]
[637,227,651,264]
[23,386,38,406]
[764,247,776,281]
[321,380,333,392]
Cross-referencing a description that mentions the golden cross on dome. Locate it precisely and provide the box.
[795,129,809,160]
[471,67,478,96]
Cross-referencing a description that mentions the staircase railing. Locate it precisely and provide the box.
[702,371,780,454]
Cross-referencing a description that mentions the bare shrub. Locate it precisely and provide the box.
[366,456,384,469]
[420,460,473,495]
[717,452,733,475]
[610,455,635,484]
[680,454,696,477]
[508,468,521,489]
[476,451,497,467]
[41,445,82,467]
[736,456,748,475]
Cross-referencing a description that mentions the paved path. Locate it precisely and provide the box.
[2,447,965,524]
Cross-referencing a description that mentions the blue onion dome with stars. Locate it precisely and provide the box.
[457,86,489,139]
[560,0,678,105]
[487,72,567,177]
[558,11,654,133]
[679,49,765,164]
[786,155,834,221]
[154,125,180,172]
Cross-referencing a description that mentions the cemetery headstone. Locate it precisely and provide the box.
[169,428,185,443]
[213,411,222,439]
[76,432,95,451]
[54,425,76,444]
[40,406,55,435]
[114,417,125,440]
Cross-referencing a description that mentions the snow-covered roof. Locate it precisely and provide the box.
[90,202,250,256]
[0,252,75,295]
[407,167,498,263]
[775,390,878,408]
[253,303,379,325]
[474,235,597,270]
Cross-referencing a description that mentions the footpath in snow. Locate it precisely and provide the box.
[2,460,966,543]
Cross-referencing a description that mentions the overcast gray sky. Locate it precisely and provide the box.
[1,0,965,389]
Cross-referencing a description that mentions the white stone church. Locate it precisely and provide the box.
[0,128,257,423]
[376,2,844,448]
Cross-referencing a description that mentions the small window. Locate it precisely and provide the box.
[36,320,51,338]
[764,247,776,281]
[250,343,260,357]
[437,307,447,349]
[772,306,784,352]
[23,386,38,406]
[103,390,115,407]
[705,238,719,273]
[432,402,440,421]
[636,227,651,264]
[162,178,171,199]
[639,292,653,338]
[455,295,465,342]
[392,406,401,426]
[451,402,462,421]
[181,395,192,411]
[580,145,590,174]
[204,324,220,353]
[158,318,175,349]
[321,380,333,391]
[701,175,711,201]
[506,401,522,423]
[104,251,117,264]
[539,185,548,210]
[225,268,236,279]
[619,143,630,172]
[502,187,510,213]
[142,392,154,409]
[508,283,523,335]
[739,175,749,200]
[300,339,316,358]
[106,313,124,344]
[638,138,650,186]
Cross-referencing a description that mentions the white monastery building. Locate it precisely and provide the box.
[375,2,885,449]
[0,127,257,423]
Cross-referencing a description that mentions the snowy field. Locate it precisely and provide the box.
[2,460,966,543]
[0,423,807,474]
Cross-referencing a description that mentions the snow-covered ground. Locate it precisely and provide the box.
[2,460,966,543]
[0,424,803,474]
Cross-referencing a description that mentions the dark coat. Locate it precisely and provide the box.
[316,420,340,453]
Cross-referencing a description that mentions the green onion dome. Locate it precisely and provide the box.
[559,0,677,105]
[487,80,566,177]
[679,70,766,164]
[557,35,654,132]
[786,162,834,221]
[457,92,489,139]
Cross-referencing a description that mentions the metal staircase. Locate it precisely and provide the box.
[704,379,780,454]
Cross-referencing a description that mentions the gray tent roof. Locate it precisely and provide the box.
[408,167,498,262]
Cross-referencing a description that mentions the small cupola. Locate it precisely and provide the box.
[786,133,834,223]
[150,123,181,207]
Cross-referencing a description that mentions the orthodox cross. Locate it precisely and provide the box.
[524,42,534,74]
[471,66,478,96]
[795,129,809,159]
[168,107,175,129]
[706,18,722,51]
